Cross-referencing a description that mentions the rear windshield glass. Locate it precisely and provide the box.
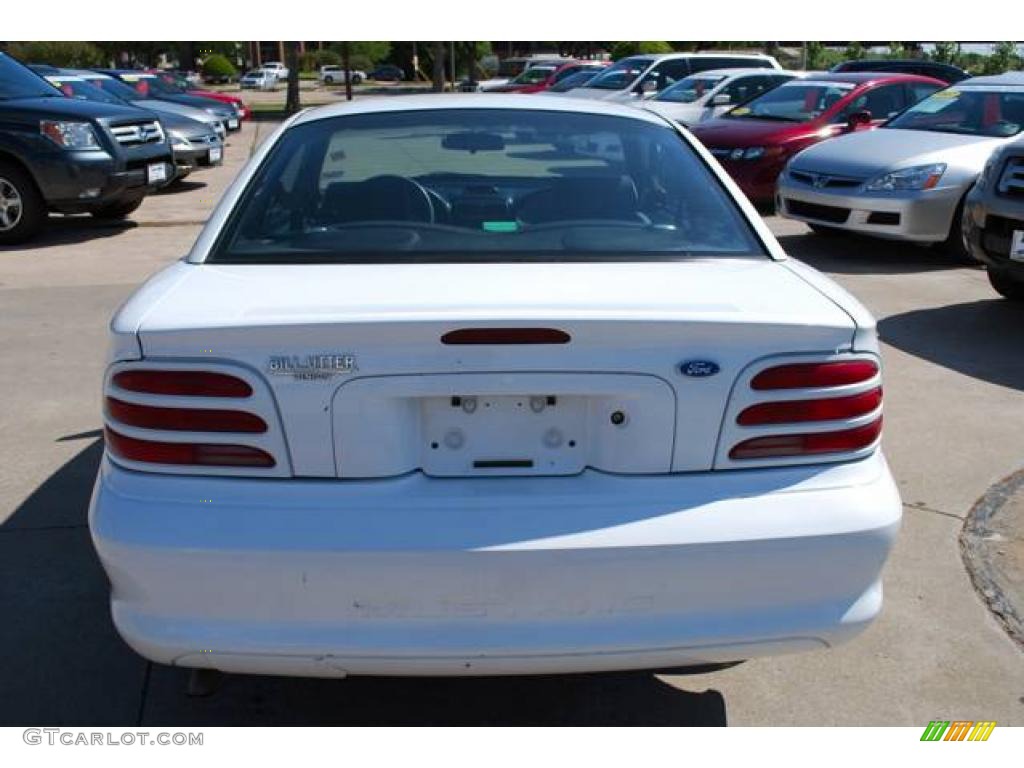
[211,108,764,264]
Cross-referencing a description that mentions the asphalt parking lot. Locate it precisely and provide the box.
[1,117,1022,726]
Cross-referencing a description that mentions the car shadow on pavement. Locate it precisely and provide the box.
[142,667,728,726]
[155,180,208,196]
[776,231,968,275]
[1,437,728,726]
[0,216,137,253]
[879,299,1024,391]
[0,438,150,726]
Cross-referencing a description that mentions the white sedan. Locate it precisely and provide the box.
[90,95,901,679]
[643,68,798,127]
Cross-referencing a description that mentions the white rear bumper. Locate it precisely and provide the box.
[89,452,901,676]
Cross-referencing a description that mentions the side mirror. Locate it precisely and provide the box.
[846,110,872,130]
[712,93,731,106]
[635,79,658,95]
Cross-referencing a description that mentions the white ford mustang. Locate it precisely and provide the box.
[89,95,901,679]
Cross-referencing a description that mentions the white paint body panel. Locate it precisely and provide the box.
[92,94,900,676]
[91,451,900,676]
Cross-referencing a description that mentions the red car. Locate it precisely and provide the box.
[690,73,945,204]
[486,61,607,94]
[148,70,252,121]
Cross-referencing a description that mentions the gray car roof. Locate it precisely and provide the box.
[959,71,1024,87]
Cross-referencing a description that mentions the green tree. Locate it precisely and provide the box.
[931,42,959,65]
[92,41,175,67]
[6,41,105,67]
[329,41,390,66]
[844,41,866,60]
[803,42,844,70]
[805,41,825,69]
[887,42,905,59]
[301,49,341,72]
[609,41,673,60]
[201,53,236,82]
[985,41,1021,74]
[431,41,446,92]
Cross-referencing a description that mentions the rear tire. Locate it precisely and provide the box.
[988,269,1024,301]
[90,196,143,220]
[0,161,46,245]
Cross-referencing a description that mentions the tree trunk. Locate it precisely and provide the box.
[179,42,196,72]
[342,42,353,102]
[467,42,477,84]
[284,41,301,115]
[431,41,445,93]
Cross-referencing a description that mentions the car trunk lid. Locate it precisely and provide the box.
[129,259,857,477]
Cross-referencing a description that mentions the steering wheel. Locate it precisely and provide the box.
[360,175,435,224]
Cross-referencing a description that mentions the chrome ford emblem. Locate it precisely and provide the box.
[680,360,720,378]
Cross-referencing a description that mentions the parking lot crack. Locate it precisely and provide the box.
[903,501,964,521]
[135,661,152,726]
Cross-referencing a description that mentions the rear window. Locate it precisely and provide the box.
[211,108,764,264]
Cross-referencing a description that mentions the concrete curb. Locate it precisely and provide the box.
[960,467,1024,648]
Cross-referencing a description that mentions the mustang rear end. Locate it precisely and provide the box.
[90,96,901,678]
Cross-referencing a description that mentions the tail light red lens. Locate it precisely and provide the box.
[441,328,571,345]
[737,388,882,426]
[105,428,275,467]
[751,361,878,390]
[729,417,882,460]
[106,397,267,433]
[112,370,253,398]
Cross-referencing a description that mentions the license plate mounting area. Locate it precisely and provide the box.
[331,372,676,478]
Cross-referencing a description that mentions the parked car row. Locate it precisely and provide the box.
[482,52,1024,301]
[0,53,247,244]
[774,72,1024,282]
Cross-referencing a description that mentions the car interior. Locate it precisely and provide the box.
[219,110,763,260]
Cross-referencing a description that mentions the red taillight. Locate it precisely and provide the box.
[104,428,275,467]
[106,397,267,433]
[112,370,253,397]
[729,418,882,460]
[751,361,878,390]
[737,387,882,426]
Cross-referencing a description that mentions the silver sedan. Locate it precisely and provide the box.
[777,72,1024,258]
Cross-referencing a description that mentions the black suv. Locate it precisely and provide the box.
[0,52,173,244]
[964,137,1024,301]
[830,59,969,85]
